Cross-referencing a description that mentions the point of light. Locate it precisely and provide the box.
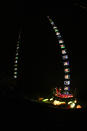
[64,86,70,91]
[56,32,60,35]
[62,50,67,55]
[64,81,70,85]
[14,60,18,63]
[62,55,68,60]
[74,100,77,104]
[55,29,59,32]
[64,68,70,73]
[64,75,70,79]
[53,26,57,29]
[59,40,64,44]
[64,61,69,66]
[50,98,53,101]
[14,75,17,79]
[60,44,65,49]
[70,103,75,108]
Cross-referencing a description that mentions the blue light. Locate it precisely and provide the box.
[64,81,70,85]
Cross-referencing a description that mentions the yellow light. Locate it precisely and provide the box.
[74,100,77,103]
[68,101,73,105]
[70,103,75,108]
[53,100,66,106]
[50,98,53,101]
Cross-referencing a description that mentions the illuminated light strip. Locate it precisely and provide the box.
[13,33,21,79]
[47,16,71,93]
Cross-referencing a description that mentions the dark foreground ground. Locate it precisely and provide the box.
[0,94,86,130]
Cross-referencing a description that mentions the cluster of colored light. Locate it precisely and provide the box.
[47,16,71,94]
[64,61,69,66]
[59,94,73,98]
[68,100,78,109]
[64,86,70,91]
[54,87,73,98]
[13,41,20,79]
[62,55,68,60]
[64,81,70,85]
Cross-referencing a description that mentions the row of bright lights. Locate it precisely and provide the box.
[13,42,20,79]
[48,16,70,92]
[40,97,82,109]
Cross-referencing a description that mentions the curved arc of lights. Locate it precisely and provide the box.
[47,16,71,94]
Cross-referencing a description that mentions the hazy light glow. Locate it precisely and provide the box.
[64,61,69,66]
[53,100,66,106]
[62,50,67,55]
[64,68,70,73]
[14,75,17,79]
[53,26,57,29]
[76,105,82,109]
[64,81,70,85]
[59,40,64,44]
[42,99,49,102]
[50,98,53,101]
[60,44,65,49]
[68,101,73,105]
[56,32,60,35]
[70,103,75,108]
[55,29,59,32]
[62,55,68,60]
[38,98,44,101]
[64,86,70,91]
[64,75,70,79]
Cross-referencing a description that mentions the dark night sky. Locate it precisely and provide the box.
[0,1,87,101]
[0,1,24,73]
[27,7,87,100]
[0,1,24,89]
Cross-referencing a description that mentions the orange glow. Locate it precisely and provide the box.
[38,98,44,101]
[76,105,82,109]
